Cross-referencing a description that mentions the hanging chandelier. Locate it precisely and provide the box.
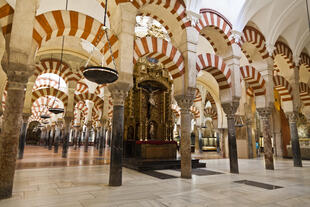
[48,0,70,115]
[83,0,118,84]
[40,100,51,119]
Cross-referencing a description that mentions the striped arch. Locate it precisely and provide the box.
[299,82,310,106]
[0,0,13,36]
[205,91,217,119]
[32,88,68,107]
[273,75,293,102]
[240,65,266,96]
[190,106,200,119]
[33,10,119,66]
[137,13,173,38]
[35,58,81,83]
[75,82,89,94]
[29,115,44,123]
[204,107,217,120]
[196,53,231,90]
[240,26,269,63]
[194,88,202,102]
[195,9,233,48]
[74,92,104,110]
[95,85,105,96]
[31,96,61,117]
[33,77,59,91]
[300,52,310,70]
[273,41,294,69]
[115,0,189,29]
[172,104,180,117]
[134,36,185,87]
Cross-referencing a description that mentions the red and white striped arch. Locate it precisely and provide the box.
[273,75,293,102]
[134,36,185,86]
[74,91,104,111]
[204,107,217,120]
[35,58,81,83]
[190,106,200,119]
[240,26,269,63]
[196,53,231,90]
[0,0,13,36]
[31,96,61,117]
[273,41,295,69]
[75,82,89,94]
[115,0,189,29]
[299,82,310,106]
[194,88,202,103]
[33,77,59,91]
[95,85,105,96]
[32,87,68,107]
[171,104,180,117]
[29,115,44,123]
[195,9,233,48]
[300,52,310,70]
[240,65,266,96]
[33,10,119,66]
[205,91,217,119]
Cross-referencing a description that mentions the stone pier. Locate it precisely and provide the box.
[287,112,302,167]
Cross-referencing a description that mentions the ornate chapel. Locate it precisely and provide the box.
[0,0,310,206]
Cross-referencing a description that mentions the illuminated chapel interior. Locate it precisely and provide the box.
[0,0,310,205]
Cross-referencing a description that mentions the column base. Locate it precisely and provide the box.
[0,187,12,200]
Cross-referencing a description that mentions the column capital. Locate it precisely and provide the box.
[175,87,195,112]
[222,101,239,119]
[286,111,299,123]
[22,113,31,122]
[107,82,131,106]
[257,107,272,119]
[64,116,73,125]
[266,43,275,57]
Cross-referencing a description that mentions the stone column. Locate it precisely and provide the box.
[62,116,73,158]
[54,120,62,153]
[48,126,55,150]
[108,83,129,186]
[245,118,254,159]
[257,107,274,170]
[175,88,195,179]
[18,113,31,159]
[222,101,239,174]
[286,112,302,167]
[84,122,91,152]
[99,119,107,156]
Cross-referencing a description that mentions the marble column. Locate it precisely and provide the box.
[108,83,129,186]
[175,88,195,179]
[257,107,274,170]
[0,66,33,199]
[62,116,72,158]
[84,122,91,153]
[222,102,239,174]
[54,121,62,153]
[99,120,106,156]
[48,126,55,150]
[286,112,302,167]
[18,113,31,159]
[246,118,254,159]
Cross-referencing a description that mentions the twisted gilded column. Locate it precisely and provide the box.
[18,113,31,159]
[108,83,129,186]
[222,101,239,174]
[175,88,195,179]
[286,112,302,167]
[257,107,274,170]
[62,116,73,158]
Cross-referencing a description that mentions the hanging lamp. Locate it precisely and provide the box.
[83,0,118,84]
[48,0,69,115]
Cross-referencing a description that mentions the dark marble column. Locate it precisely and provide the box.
[78,129,83,148]
[246,119,254,159]
[84,122,91,153]
[54,121,62,153]
[18,113,31,159]
[48,127,55,150]
[222,101,239,174]
[257,107,274,170]
[62,116,73,158]
[108,84,129,186]
[175,88,195,179]
[99,121,106,156]
[286,112,302,167]
[0,65,33,199]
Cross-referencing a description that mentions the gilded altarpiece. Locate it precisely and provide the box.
[124,57,176,159]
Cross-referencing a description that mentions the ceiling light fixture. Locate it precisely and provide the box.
[83,0,118,84]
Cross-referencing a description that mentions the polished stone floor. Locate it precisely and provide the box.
[1,154,309,207]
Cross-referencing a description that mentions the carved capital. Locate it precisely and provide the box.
[175,87,196,112]
[222,101,239,119]
[286,112,299,123]
[3,62,34,90]
[64,116,73,126]
[107,82,130,106]
[22,113,32,123]
[257,107,272,119]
